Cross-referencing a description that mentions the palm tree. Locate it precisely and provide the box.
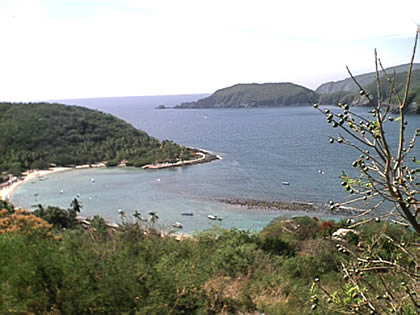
[118,209,126,223]
[133,210,142,223]
[148,211,159,224]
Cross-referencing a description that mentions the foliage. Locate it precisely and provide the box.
[0,208,416,314]
[0,199,15,214]
[0,102,194,175]
[33,199,81,229]
[311,222,418,314]
[0,209,52,235]
[314,47,419,233]
[311,30,420,314]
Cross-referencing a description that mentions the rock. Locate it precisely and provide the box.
[332,228,359,240]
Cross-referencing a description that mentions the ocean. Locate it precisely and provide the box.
[10,95,420,233]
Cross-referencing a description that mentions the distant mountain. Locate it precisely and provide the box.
[316,63,420,94]
[175,83,318,108]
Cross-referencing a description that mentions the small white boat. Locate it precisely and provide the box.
[282,181,290,185]
[60,189,64,194]
[181,211,194,216]
[172,221,183,228]
[208,215,222,221]
[91,178,95,183]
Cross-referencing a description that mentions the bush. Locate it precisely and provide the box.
[34,200,81,229]
[257,236,295,256]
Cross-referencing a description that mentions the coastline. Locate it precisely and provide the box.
[1,148,220,202]
[0,167,72,202]
[142,149,220,169]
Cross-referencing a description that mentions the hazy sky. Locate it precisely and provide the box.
[1,0,419,101]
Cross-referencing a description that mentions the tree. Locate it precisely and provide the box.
[148,211,159,224]
[311,29,420,314]
[70,198,82,215]
[34,201,82,229]
[314,29,419,233]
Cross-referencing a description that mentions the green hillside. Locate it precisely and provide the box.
[0,102,194,177]
[174,66,420,112]
[319,69,420,112]
[175,83,318,108]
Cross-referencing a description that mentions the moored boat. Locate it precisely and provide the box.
[172,221,183,228]
[181,211,194,216]
[208,215,222,221]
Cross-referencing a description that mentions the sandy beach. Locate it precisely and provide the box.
[0,167,72,202]
[0,151,219,202]
[142,150,220,169]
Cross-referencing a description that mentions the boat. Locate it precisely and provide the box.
[208,215,222,221]
[181,211,194,216]
[282,181,290,185]
[172,221,183,228]
[91,178,95,183]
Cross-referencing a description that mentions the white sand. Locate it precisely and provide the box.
[142,152,206,169]
[0,167,71,201]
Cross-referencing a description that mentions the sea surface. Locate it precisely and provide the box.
[11,96,420,233]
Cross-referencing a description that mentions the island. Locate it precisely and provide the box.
[175,82,318,108]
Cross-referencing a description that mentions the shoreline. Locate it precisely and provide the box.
[0,167,72,202]
[142,149,220,169]
[1,148,220,202]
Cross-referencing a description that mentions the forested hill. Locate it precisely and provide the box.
[0,102,194,177]
[318,69,420,113]
[173,64,420,112]
[316,63,420,94]
[175,83,318,108]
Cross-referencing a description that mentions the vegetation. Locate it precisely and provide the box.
[310,30,419,313]
[0,102,194,176]
[1,27,419,315]
[175,83,318,108]
[0,199,417,314]
[316,63,420,94]
[318,69,420,113]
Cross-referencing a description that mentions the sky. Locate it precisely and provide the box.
[0,0,420,101]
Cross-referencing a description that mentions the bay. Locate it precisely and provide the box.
[11,96,420,233]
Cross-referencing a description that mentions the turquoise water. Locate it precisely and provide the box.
[11,96,420,233]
